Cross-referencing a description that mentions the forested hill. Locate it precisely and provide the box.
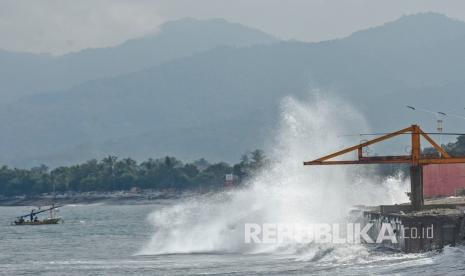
[3,13,465,168]
[0,17,276,103]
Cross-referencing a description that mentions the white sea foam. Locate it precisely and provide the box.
[139,94,409,257]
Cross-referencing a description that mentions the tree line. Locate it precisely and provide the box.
[424,135,465,157]
[0,150,267,197]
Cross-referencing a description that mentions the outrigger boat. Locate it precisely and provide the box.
[13,204,62,225]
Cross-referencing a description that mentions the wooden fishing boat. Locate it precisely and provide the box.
[12,204,62,226]
[14,217,61,225]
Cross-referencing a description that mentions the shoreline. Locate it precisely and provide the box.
[0,190,189,207]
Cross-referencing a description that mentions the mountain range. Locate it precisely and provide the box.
[0,18,276,103]
[2,13,465,167]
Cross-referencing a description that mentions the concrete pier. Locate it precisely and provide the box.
[363,202,465,252]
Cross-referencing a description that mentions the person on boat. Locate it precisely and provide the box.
[30,209,34,222]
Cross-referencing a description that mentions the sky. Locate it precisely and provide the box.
[2,0,465,55]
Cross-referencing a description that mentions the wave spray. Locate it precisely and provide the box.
[139,95,408,257]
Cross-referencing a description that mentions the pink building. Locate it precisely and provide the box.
[423,164,465,197]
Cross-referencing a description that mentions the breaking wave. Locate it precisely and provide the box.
[138,94,409,257]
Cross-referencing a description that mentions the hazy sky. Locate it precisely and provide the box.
[2,0,465,55]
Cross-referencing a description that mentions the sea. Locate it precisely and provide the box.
[1,202,465,276]
[2,96,465,275]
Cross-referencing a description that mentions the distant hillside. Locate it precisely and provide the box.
[3,13,465,167]
[0,18,276,103]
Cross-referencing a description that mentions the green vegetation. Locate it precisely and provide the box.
[0,150,268,197]
[424,135,465,157]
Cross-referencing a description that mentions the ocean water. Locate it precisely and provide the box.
[1,203,465,276]
[2,95,464,275]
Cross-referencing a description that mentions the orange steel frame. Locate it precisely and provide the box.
[303,124,465,210]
